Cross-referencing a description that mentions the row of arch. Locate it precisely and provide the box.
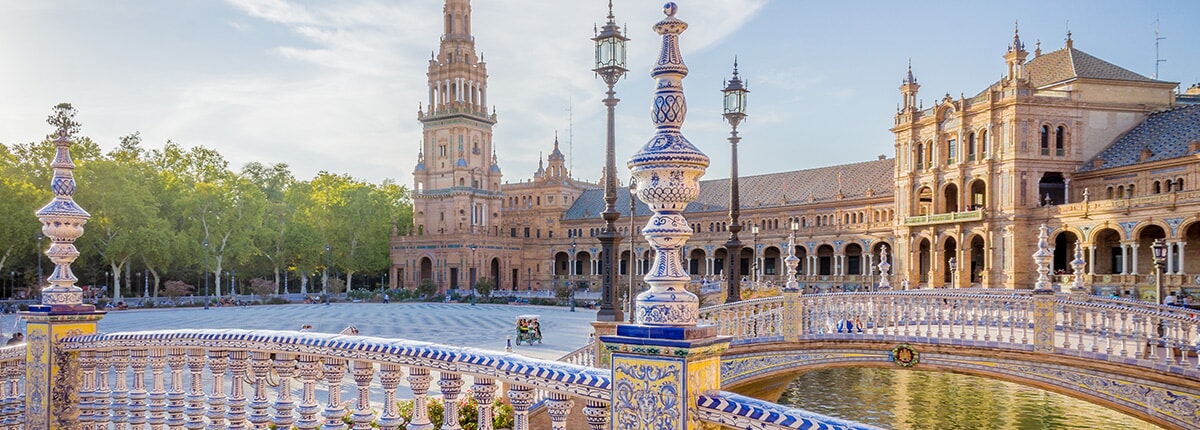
[915,179,987,216]
[912,128,992,170]
[548,241,894,279]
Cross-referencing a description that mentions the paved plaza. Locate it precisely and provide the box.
[97,302,597,361]
[3,302,597,361]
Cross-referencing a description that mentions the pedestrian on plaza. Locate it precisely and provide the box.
[1166,291,1178,306]
[299,324,313,332]
[382,293,390,304]
[340,325,359,335]
[6,333,22,345]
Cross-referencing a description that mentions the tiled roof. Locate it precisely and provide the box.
[563,158,894,220]
[1078,104,1200,172]
[1025,48,1165,88]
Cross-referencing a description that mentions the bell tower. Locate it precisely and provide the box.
[900,60,920,112]
[413,0,502,236]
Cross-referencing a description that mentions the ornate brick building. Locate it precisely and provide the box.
[392,2,1200,299]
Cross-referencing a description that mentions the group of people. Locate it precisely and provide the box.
[1164,291,1194,308]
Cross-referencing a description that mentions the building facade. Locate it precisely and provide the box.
[392,1,1200,299]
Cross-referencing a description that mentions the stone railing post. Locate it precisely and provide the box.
[24,119,106,429]
[1032,223,1057,353]
[603,5,729,429]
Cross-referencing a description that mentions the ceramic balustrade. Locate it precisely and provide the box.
[697,296,786,343]
[694,391,882,430]
[52,329,611,430]
[0,345,23,430]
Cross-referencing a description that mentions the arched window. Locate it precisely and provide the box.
[979,130,989,158]
[1178,177,1186,191]
[915,144,924,170]
[1116,186,1124,199]
[1040,125,1050,155]
[967,132,977,161]
[1106,186,1114,199]
[1154,181,1162,194]
[1055,126,1066,156]
[926,141,934,168]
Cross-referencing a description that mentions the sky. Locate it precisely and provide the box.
[2,1,1199,188]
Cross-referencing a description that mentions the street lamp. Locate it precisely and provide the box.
[203,240,210,310]
[1153,238,1167,304]
[592,0,629,322]
[751,223,760,286]
[948,257,957,289]
[470,244,477,306]
[722,59,748,303]
[324,244,332,305]
[570,241,577,312]
[628,177,637,323]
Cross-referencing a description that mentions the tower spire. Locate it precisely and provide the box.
[900,59,920,111]
[1004,21,1029,82]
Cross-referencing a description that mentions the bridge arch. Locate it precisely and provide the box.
[720,343,1195,430]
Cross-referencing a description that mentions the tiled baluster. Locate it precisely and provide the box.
[375,364,404,430]
[983,300,993,342]
[148,348,168,430]
[270,354,298,430]
[350,361,376,430]
[1118,311,1130,358]
[294,355,322,430]
[1020,301,1030,345]
[544,392,572,430]
[1165,319,1178,366]
[1077,309,1088,352]
[1102,310,1115,356]
[76,350,96,429]
[95,350,114,427]
[166,348,188,429]
[111,349,131,428]
[226,351,250,429]
[206,350,230,429]
[507,384,534,430]
[582,400,610,430]
[407,367,434,430]
[1061,307,1074,350]
[321,358,348,430]
[129,349,149,428]
[247,352,273,429]
[184,348,208,429]
[1090,309,1101,353]
[473,377,497,430]
[437,372,464,430]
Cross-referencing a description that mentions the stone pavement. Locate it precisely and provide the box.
[93,302,597,361]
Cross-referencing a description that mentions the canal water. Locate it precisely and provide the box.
[778,368,1161,429]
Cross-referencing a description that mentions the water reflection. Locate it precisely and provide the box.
[777,368,1161,429]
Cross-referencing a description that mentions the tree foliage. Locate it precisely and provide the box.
[0,104,413,298]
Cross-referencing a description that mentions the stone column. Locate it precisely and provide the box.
[25,123,105,429]
[606,5,729,429]
[1088,245,1096,276]
[1167,242,1176,274]
[1179,242,1188,276]
[1131,243,1140,275]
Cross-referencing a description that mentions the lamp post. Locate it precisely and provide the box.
[1153,238,1167,304]
[722,60,748,303]
[592,0,629,322]
[628,177,637,323]
[751,223,760,286]
[470,244,477,306]
[570,241,577,312]
[324,244,331,305]
[948,257,957,290]
[203,240,210,310]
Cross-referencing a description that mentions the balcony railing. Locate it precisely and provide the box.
[903,209,984,226]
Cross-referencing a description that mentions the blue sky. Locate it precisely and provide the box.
[2,1,1197,187]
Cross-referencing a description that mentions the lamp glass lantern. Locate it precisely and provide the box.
[724,88,746,115]
[1152,238,1167,264]
[790,220,799,231]
[593,24,627,72]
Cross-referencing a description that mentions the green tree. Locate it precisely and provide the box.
[417,279,438,299]
[475,276,495,299]
[244,162,296,291]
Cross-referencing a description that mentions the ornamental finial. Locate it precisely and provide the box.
[35,103,92,309]
[628,3,708,326]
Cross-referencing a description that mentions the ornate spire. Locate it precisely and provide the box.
[35,104,92,308]
[1009,20,1025,53]
[904,58,916,85]
[628,3,708,326]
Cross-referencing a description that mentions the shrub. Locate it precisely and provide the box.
[417,279,438,299]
